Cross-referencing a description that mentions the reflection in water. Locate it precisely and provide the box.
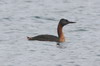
[56,42,67,49]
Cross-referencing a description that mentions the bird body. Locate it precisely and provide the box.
[27,19,76,42]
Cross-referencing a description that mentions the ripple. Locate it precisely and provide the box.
[74,29,88,32]
[32,16,57,21]
[25,1,33,3]
[97,54,100,56]
[29,50,36,52]
[75,64,80,66]
[3,17,12,21]
[0,39,8,42]
[68,61,75,63]
[56,64,62,66]
[34,16,41,19]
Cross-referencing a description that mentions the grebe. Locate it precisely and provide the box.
[27,19,76,42]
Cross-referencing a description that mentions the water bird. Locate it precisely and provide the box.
[27,19,76,43]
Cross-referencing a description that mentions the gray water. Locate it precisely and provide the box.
[0,0,100,66]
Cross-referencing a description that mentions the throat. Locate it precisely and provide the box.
[57,24,65,42]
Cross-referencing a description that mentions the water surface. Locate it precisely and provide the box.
[0,0,100,66]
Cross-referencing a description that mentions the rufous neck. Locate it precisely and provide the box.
[57,24,65,42]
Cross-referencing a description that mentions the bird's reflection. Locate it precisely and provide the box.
[56,42,67,48]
